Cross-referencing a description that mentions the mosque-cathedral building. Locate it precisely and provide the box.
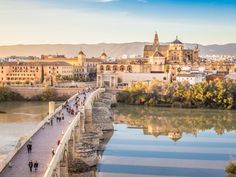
[96,32,201,88]
[144,32,199,64]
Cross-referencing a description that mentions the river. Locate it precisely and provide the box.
[1,102,236,177]
[97,104,236,177]
[0,102,58,162]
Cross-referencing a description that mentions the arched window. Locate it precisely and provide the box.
[106,65,111,71]
[127,65,132,72]
[120,65,125,71]
[100,65,104,71]
[113,65,118,71]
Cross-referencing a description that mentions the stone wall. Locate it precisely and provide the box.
[10,85,95,99]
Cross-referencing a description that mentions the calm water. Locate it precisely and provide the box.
[0,102,51,160]
[97,105,236,177]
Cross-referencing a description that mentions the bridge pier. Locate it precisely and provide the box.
[59,161,68,177]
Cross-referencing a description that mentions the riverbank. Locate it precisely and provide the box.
[0,82,95,102]
[0,87,73,102]
[117,79,236,110]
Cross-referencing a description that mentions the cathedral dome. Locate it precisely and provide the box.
[172,36,183,45]
[101,52,107,57]
[78,50,85,55]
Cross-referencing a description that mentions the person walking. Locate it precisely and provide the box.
[34,161,39,171]
[57,140,60,146]
[27,144,30,153]
[51,148,55,157]
[29,144,32,153]
[28,160,33,172]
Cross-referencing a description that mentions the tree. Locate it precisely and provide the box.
[41,65,44,84]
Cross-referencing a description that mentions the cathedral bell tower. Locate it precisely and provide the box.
[78,50,86,66]
[153,31,159,49]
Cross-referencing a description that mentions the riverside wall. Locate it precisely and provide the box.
[10,83,95,98]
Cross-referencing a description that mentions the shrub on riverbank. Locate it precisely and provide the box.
[117,79,236,109]
[0,87,24,102]
[225,161,236,175]
[0,87,68,102]
[30,88,69,101]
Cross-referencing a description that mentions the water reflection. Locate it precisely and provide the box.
[114,105,236,141]
[96,105,236,177]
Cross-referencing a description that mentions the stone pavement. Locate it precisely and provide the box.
[0,92,89,177]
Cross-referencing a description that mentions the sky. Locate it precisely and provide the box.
[0,0,235,45]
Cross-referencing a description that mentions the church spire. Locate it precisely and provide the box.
[153,31,159,48]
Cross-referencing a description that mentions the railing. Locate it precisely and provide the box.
[0,92,79,173]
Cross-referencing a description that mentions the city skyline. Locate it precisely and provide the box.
[0,0,235,45]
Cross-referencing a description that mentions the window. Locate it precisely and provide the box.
[106,65,111,71]
[120,65,125,71]
[113,65,118,71]
[127,65,132,72]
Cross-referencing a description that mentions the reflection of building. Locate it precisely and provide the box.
[168,132,182,142]
[0,61,73,85]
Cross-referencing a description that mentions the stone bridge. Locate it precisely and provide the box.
[0,88,109,177]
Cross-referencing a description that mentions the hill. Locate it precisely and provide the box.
[0,43,235,58]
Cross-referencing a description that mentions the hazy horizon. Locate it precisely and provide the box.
[0,41,235,47]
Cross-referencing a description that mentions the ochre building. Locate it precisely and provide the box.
[144,32,199,64]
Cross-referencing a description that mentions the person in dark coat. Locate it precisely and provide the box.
[28,160,33,172]
[27,144,30,153]
[34,161,39,171]
[29,144,32,153]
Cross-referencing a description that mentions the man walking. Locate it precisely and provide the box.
[29,144,32,153]
[34,161,39,171]
[27,144,30,153]
[28,160,33,172]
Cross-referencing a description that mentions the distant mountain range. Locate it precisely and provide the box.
[0,42,235,58]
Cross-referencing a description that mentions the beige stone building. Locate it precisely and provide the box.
[0,61,73,85]
[96,32,200,88]
[41,51,107,78]
[144,32,199,64]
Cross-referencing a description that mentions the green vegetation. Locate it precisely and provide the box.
[0,87,24,102]
[117,79,236,109]
[62,74,95,82]
[31,88,69,101]
[0,87,68,102]
[225,161,236,176]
